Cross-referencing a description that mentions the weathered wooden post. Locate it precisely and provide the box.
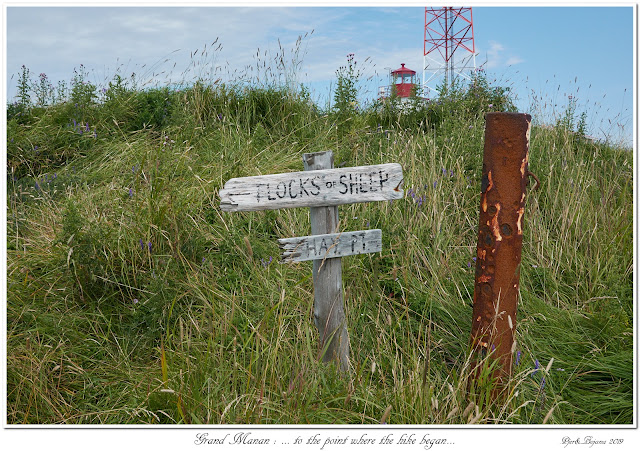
[302,151,348,371]
[471,112,533,383]
[219,151,403,372]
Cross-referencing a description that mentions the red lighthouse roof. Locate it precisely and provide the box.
[391,63,416,75]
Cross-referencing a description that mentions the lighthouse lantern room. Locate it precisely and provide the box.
[379,63,418,102]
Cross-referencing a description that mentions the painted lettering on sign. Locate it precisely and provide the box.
[255,170,391,203]
[279,229,383,263]
[219,163,403,212]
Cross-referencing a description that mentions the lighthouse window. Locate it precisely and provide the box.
[403,74,413,84]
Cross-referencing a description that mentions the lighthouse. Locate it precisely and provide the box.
[378,63,418,102]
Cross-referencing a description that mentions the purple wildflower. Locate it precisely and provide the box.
[133,298,139,304]
[515,350,521,366]
[148,242,152,253]
[433,181,437,188]
[129,188,133,197]
[139,239,144,250]
[533,359,540,376]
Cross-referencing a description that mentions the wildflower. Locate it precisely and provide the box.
[85,123,90,132]
[450,169,454,177]
[488,103,493,108]
[133,298,139,304]
[540,377,546,390]
[139,239,144,250]
[132,165,137,173]
[533,359,540,376]
[148,242,152,253]
[442,167,446,175]
[416,196,423,207]
[433,181,437,188]
[515,350,521,366]
[129,188,133,197]
[202,257,206,264]
[467,262,472,268]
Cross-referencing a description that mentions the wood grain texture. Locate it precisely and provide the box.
[219,163,403,211]
[279,229,382,263]
[303,151,350,372]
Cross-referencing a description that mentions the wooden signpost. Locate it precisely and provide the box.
[219,151,403,371]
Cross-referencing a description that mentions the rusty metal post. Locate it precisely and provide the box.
[471,112,532,382]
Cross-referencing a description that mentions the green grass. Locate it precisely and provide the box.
[6,59,633,424]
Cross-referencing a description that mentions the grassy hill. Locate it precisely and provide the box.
[5,64,633,424]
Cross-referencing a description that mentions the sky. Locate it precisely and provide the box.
[3,1,637,146]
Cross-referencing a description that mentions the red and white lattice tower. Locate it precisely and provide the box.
[423,7,477,97]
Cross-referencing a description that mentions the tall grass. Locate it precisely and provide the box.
[6,45,633,424]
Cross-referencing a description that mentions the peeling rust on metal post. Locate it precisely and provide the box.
[471,112,532,383]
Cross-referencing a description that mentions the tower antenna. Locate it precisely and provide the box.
[423,7,477,97]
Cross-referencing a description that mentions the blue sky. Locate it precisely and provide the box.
[3,2,636,146]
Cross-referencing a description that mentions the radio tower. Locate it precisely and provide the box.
[423,7,476,97]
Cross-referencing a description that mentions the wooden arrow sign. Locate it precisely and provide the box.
[219,163,403,212]
[219,152,402,373]
[279,229,382,263]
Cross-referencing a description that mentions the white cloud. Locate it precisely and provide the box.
[479,40,523,69]
[506,56,524,66]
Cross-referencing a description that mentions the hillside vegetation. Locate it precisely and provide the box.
[6,60,633,424]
